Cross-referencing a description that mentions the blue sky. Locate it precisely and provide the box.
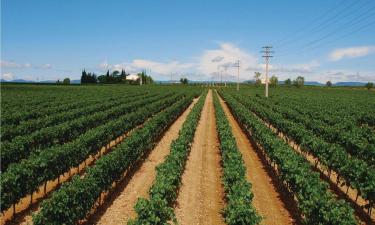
[1,0,375,82]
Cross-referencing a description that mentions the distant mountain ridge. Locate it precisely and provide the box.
[334,82,367,86]
[1,79,81,84]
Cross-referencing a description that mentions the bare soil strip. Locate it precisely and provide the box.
[174,90,225,225]
[218,95,297,225]
[88,98,199,225]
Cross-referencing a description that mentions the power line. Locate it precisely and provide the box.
[276,4,375,56]
[273,0,348,46]
[274,0,356,47]
[223,65,229,87]
[277,0,373,51]
[278,19,375,58]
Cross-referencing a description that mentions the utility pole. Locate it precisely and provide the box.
[234,60,240,91]
[224,65,228,87]
[170,72,173,85]
[220,70,223,85]
[261,46,273,98]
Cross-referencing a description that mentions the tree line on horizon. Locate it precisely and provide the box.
[80,69,154,85]
[251,72,374,89]
[252,72,305,88]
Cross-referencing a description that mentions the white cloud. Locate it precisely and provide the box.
[329,46,375,61]
[131,59,194,74]
[0,60,52,69]
[317,70,375,83]
[98,59,194,76]
[99,61,111,70]
[96,43,374,83]
[268,60,320,74]
[40,64,52,69]
[1,72,14,80]
[97,43,324,81]
[197,42,259,80]
[211,56,224,62]
[1,60,32,68]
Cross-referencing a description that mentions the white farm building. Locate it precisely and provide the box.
[126,74,140,81]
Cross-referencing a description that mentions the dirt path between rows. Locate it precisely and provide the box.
[87,98,199,225]
[218,95,297,225]
[174,90,225,225]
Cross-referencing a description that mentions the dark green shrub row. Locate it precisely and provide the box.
[32,93,196,225]
[1,92,169,171]
[231,92,375,208]
[1,93,182,212]
[129,91,207,225]
[1,91,150,142]
[219,91,357,225]
[213,92,261,225]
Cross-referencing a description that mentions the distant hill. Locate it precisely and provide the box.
[1,79,36,83]
[1,79,81,84]
[334,82,367,86]
[304,81,324,86]
[39,80,56,83]
[39,79,81,84]
[71,80,81,84]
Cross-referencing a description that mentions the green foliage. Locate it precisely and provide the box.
[32,93,196,224]
[129,91,207,224]
[80,69,97,84]
[96,69,131,84]
[228,90,375,209]
[180,77,188,85]
[213,92,261,225]
[219,90,358,225]
[326,80,332,87]
[254,72,261,87]
[63,78,70,85]
[0,92,164,171]
[293,76,304,88]
[1,93,185,211]
[269,75,278,87]
[284,78,292,86]
[138,71,154,85]
[365,82,374,90]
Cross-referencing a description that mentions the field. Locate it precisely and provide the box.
[1,84,375,225]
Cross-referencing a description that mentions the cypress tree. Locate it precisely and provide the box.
[81,69,88,84]
[106,70,110,83]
